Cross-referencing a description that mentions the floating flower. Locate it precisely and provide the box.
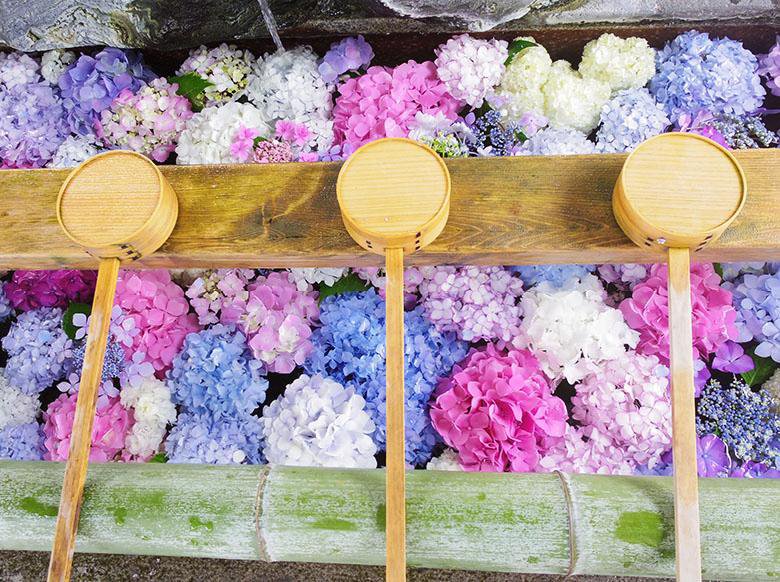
[40,49,76,85]
[286,268,348,292]
[579,33,656,93]
[542,60,611,133]
[431,344,568,473]
[261,374,377,468]
[596,88,670,153]
[186,269,257,326]
[758,36,780,96]
[712,341,754,374]
[0,52,40,89]
[0,423,44,461]
[425,448,462,471]
[0,371,40,430]
[4,269,96,312]
[120,375,177,460]
[177,43,254,106]
[319,35,374,84]
[516,126,595,156]
[512,264,595,288]
[49,135,103,168]
[165,410,264,465]
[494,37,551,120]
[434,34,508,108]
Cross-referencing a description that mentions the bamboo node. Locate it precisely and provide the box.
[254,466,271,562]
[554,471,579,577]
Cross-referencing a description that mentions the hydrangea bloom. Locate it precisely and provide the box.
[59,48,153,135]
[758,36,780,96]
[697,378,779,466]
[430,344,568,472]
[305,290,467,465]
[0,372,40,430]
[425,447,462,471]
[620,263,737,365]
[261,374,377,468]
[407,111,473,158]
[43,393,133,462]
[596,89,670,153]
[417,266,523,343]
[95,78,194,162]
[516,127,596,156]
[515,275,638,383]
[542,61,611,133]
[0,282,12,322]
[730,460,780,479]
[186,269,256,326]
[319,35,374,84]
[175,101,270,164]
[2,308,73,394]
[286,268,347,291]
[120,376,177,459]
[40,49,76,85]
[597,264,648,287]
[465,109,526,156]
[252,139,294,163]
[512,264,595,288]
[168,325,267,419]
[0,52,40,89]
[5,269,96,311]
[236,272,319,373]
[0,423,44,461]
[0,81,69,168]
[49,135,103,168]
[650,31,765,118]
[113,270,201,377]
[710,115,778,149]
[724,272,780,361]
[434,34,507,108]
[633,433,733,478]
[711,341,754,374]
[177,44,254,106]
[332,61,460,149]
[247,47,333,152]
[494,37,552,120]
[540,424,635,475]
[165,410,264,465]
[579,33,656,93]
[61,339,126,402]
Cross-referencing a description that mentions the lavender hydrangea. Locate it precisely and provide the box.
[758,35,780,97]
[165,410,264,465]
[517,127,596,156]
[724,271,780,362]
[710,115,778,149]
[0,422,44,461]
[650,31,765,118]
[596,88,670,153]
[319,36,374,84]
[48,135,103,169]
[0,52,40,89]
[305,290,467,465]
[512,264,595,288]
[59,48,153,135]
[2,308,73,394]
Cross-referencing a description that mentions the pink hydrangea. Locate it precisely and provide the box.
[619,263,737,364]
[332,61,461,149]
[43,393,134,462]
[5,269,97,311]
[253,139,294,163]
[430,343,568,473]
[434,34,508,108]
[354,266,424,308]
[114,270,201,378]
[237,272,319,373]
[185,269,256,326]
[539,424,636,475]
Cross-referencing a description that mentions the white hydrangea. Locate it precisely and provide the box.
[175,101,270,165]
[0,52,40,89]
[494,37,552,120]
[426,448,462,471]
[542,60,611,133]
[177,43,255,106]
[121,376,177,459]
[517,127,596,156]
[579,33,656,94]
[246,47,334,152]
[286,268,347,292]
[261,374,377,468]
[514,274,639,383]
[40,49,76,85]
[763,368,780,414]
[0,371,39,430]
[48,135,102,168]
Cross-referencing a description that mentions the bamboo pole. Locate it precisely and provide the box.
[0,462,777,580]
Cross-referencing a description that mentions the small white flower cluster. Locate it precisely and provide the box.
[425,448,462,471]
[177,43,255,106]
[49,135,103,168]
[121,376,177,459]
[40,49,76,86]
[0,52,40,89]
[518,126,596,156]
[286,268,347,292]
[247,48,334,152]
[434,34,508,108]
[542,61,611,134]
[260,374,377,468]
[0,370,39,430]
[494,37,552,120]
[579,33,656,93]
[175,101,270,164]
[514,274,639,383]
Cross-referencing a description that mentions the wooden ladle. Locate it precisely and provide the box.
[613,133,746,582]
[336,138,451,582]
[48,151,179,582]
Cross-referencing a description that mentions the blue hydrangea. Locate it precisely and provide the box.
[596,88,670,153]
[697,378,780,467]
[0,282,12,322]
[2,308,73,394]
[650,31,765,118]
[165,410,264,465]
[71,339,126,384]
[517,127,596,156]
[465,109,524,156]
[305,290,468,465]
[511,264,596,288]
[167,325,267,420]
[0,422,44,460]
[723,271,780,362]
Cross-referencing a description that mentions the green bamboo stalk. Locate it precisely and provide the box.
[0,461,777,580]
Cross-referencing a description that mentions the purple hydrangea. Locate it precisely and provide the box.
[319,36,374,84]
[596,88,670,153]
[0,422,44,461]
[724,271,780,362]
[165,410,264,465]
[711,341,754,374]
[758,36,780,97]
[730,460,780,478]
[59,48,154,135]
[639,433,731,478]
[465,109,525,157]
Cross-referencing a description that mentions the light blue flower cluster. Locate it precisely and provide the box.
[0,422,44,461]
[697,378,780,467]
[511,264,595,288]
[165,410,265,465]
[596,88,670,153]
[0,282,11,322]
[724,271,780,362]
[650,30,765,118]
[305,290,468,465]
[2,308,73,394]
[517,127,596,156]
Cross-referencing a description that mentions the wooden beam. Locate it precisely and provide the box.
[1,150,778,270]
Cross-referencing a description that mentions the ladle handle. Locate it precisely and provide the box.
[385,247,406,582]
[667,247,702,582]
[48,257,121,582]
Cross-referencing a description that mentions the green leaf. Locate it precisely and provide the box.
[62,303,92,340]
[253,135,269,147]
[713,263,724,278]
[317,273,369,304]
[505,38,538,66]
[167,72,213,112]
[149,453,168,463]
[740,346,777,387]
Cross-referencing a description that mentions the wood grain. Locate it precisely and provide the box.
[47,257,120,582]
[2,150,779,269]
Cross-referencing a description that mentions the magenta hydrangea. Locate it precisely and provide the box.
[113,270,201,378]
[619,263,738,365]
[5,269,97,312]
[332,61,460,149]
[430,343,568,472]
